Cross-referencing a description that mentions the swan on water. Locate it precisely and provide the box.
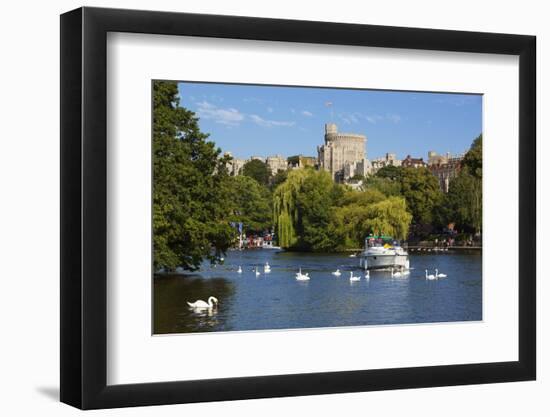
[187,296,219,309]
[425,269,437,280]
[365,270,370,280]
[391,268,402,277]
[255,267,261,277]
[349,253,357,258]
[435,269,447,278]
[332,269,342,276]
[296,268,310,281]
[349,271,361,282]
[237,266,242,274]
[264,262,271,273]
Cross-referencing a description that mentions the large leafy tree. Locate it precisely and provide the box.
[363,176,402,197]
[444,134,482,233]
[225,175,272,233]
[272,169,309,248]
[399,167,444,226]
[242,159,271,185]
[329,192,412,248]
[294,170,339,251]
[153,81,234,271]
[375,165,402,181]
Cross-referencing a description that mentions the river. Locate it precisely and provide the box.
[154,249,482,334]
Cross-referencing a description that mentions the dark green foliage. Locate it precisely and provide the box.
[270,169,289,189]
[294,170,337,251]
[225,175,272,233]
[399,167,444,226]
[242,159,271,185]
[443,135,482,233]
[375,165,402,181]
[153,81,235,271]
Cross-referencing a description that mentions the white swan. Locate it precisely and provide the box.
[349,253,357,258]
[237,266,242,274]
[264,262,271,273]
[332,269,342,276]
[255,267,260,277]
[295,268,310,281]
[365,270,370,280]
[425,269,436,280]
[391,268,402,277]
[435,269,447,278]
[187,296,219,309]
[349,271,361,282]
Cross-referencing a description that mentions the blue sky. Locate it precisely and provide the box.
[177,81,482,160]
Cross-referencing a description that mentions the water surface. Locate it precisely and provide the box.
[154,250,482,334]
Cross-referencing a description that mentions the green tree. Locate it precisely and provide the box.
[242,159,271,185]
[273,169,309,248]
[375,165,402,181]
[225,175,272,233]
[462,134,482,178]
[399,167,444,226]
[294,170,339,251]
[363,175,402,197]
[270,169,288,190]
[444,135,482,233]
[329,195,412,248]
[153,81,234,271]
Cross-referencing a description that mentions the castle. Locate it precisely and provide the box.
[317,123,371,182]
[226,122,464,192]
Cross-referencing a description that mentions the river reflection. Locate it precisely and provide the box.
[154,249,482,334]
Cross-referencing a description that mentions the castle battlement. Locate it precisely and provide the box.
[318,123,368,182]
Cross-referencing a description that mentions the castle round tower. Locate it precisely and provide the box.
[318,123,367,181]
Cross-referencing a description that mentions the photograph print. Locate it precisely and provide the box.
[153,80,482,335]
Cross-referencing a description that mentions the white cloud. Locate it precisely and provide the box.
[363,113,401,124]
[301,110,313,117]
[386,113,401,124]
[249,114,295,128]
[196,101,245,127]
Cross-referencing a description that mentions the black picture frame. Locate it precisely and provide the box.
[60,6,536,410]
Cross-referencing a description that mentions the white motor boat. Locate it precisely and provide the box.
[359,235,409,271]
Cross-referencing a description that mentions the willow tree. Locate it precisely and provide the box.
[329,195,412,248]
[272,169,309,248]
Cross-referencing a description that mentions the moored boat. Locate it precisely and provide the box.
[359,235,409,271]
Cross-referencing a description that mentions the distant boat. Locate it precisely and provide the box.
[349,253,357,258]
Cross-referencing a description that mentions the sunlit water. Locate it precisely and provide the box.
[154,250,482,334]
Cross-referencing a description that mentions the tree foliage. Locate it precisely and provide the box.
[443,135,482,233]
[273,169,411,250]
[329,193,411,248]
[399,167,444,226]
[224,175,272,233]
[153,81,234,271]
[242,159,271,185]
